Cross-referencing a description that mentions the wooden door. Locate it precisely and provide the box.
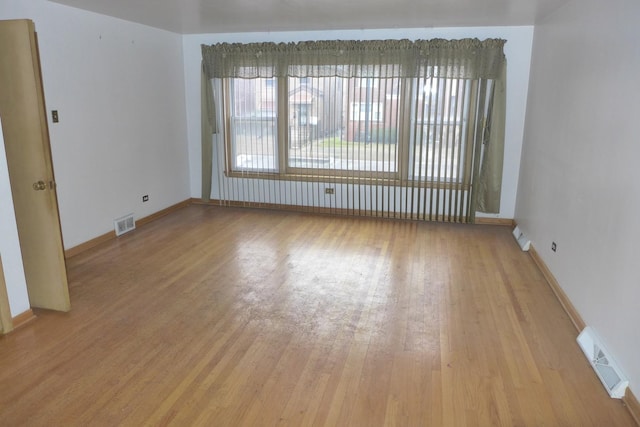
[0,19,70,312]
[0,256,13,333]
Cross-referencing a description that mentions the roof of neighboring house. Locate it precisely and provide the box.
[289,84,323,103]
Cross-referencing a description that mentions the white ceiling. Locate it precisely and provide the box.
[47,0,569,34]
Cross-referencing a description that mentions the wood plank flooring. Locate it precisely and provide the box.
[0,205,635,426]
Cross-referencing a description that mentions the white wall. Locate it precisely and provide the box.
[1,0,190,248]
[183,26,534,219]
[516,0,640,396]
[0,120,30,317]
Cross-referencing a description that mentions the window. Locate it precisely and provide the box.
[350,102,383,122]
[223,72,471,180]
[226,74,401,175]
[228,78,278,172]
[202,39,506,220]
[289,75,397,173]
[408,77,473,182]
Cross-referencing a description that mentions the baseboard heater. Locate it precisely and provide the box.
[512,225,530,251]
[577,327,628,399]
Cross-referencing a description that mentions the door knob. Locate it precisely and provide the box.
[32,180,47,191]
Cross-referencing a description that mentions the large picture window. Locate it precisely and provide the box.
[223,72,473,181]
[202,39,506,220]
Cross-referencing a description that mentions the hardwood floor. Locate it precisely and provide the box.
[0,205,635,426]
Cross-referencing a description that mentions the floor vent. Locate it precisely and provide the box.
[512,225,531,251]
[577,327,628,399]
[114,213,135,236]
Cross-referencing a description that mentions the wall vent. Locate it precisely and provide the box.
[512,226,531,251]
[114,213,135,236]
[577,327,628,399]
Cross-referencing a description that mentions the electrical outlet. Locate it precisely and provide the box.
[551,242,557,252]
[142,195,149,202]
[51,110,59,123]
[325,188,335,195]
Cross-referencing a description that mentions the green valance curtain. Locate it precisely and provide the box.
[202,38,505,79]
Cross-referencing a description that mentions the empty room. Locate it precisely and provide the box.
[0,0,639,425]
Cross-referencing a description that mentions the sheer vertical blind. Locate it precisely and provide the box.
[201,38,506,223]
